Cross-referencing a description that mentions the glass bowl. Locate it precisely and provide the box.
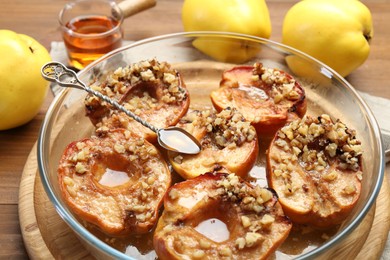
[37,32,385,259]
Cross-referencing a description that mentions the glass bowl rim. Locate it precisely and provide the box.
[37,31,385,259]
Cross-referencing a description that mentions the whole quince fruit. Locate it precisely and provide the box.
[282,0,373,77]
[0,30,51,130]
[182,0,271,63]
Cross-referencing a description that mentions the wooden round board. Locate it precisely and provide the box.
[19,143,390,259]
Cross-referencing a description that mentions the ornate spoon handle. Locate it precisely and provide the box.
[41,61,159,133]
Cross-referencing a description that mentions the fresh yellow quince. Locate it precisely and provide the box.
[282,0,373,77]
[0,30,51,130]
[182,0,271,63]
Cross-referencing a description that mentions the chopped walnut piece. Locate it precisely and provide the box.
[219,246,232,257]
[235,237,246,249]
[75,162,87,174]
[343,185,357,195]
[192,250,205,259]
[199,239,211,249]
[245,232,263,247]
[323,171,338,181]
[241,216,251,228]
[260,214,275,226]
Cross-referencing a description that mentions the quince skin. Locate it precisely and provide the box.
[182,0,271,63]
[282,0,373,77]
[0,30,51,130]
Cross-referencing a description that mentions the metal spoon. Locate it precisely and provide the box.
[41,61,201,155]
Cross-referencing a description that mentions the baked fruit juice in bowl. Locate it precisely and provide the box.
[37,32,384,259]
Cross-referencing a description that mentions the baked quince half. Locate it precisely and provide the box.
[167,108,258,179]
[210,63,306,135]
[153,172,292,259]
[84,59,190,143]
[266,114,363,228]
[57,128,171,236]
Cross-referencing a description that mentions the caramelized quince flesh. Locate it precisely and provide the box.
[168,108,259,179]
[84,59,190,143]
[211,63,306,135]
[154,173,292,260]
[58,128,171,236]
[266,114,362,227]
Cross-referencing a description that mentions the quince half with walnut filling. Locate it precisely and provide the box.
[84,59,190,143]
[153,172,292,260]
[210,63,306,136]
[57,128,171,236]
[266,114,363,228]
[168,107,258,179]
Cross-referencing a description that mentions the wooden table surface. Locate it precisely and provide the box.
[0,0,389,259]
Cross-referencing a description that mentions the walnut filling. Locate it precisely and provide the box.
[207,108,256,148]
[94,128,158,162]
[216,174,274,250]
[86,59,187,107]
[178,107,256,151]
[252,63,300,104]
[272,114,363,194]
